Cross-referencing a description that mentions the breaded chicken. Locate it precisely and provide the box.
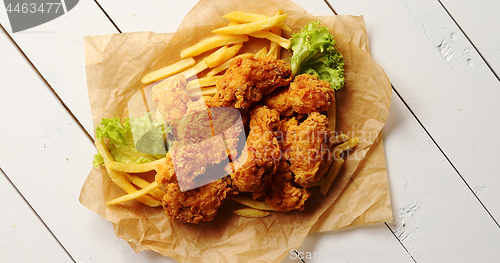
[151,75,191,127]
[264,160,311,212]
[162,176,238,224]
[281,112,330,188]
[210,56,292,109]
[230,105,281,192]
[264,74,334,116]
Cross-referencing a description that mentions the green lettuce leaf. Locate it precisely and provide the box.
[290,21,345,90]
[92,112,168,167]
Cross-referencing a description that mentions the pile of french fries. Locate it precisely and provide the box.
[101,10,359,219]
[141,10,291,99]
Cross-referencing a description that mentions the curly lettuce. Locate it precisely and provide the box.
[92,112,169,167]
[290,21,345,90]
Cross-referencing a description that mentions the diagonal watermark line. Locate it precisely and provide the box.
[437,0,499,83]
[0,166,77,263]
[0,22,94,144]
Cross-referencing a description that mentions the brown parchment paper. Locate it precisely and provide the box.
[80,0,393,262]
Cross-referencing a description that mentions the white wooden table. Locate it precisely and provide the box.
[1,0,499,262]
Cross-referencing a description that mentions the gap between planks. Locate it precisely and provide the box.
[437,0,500,82]
[0,167,77,263]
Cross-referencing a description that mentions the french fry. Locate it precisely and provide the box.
[187,86,217,98]
[141,58,196,84]
[231,195,277,211]
[319,158,345,195]
[107,181,160,205]
[95,140,161,207]
[206,53,253,77]
[248,31,291,49]
[222,11,291,31]
[186,76,222,91]
[180,60,209,80]
[124,174,166,201]
[212,14,288,35]
[108,158,167,173]
[232,208,270,218]
[267,10,283,59]
[319,137,359,195]
[204,43,243,68]
[180,34,249,59]
[330,134,351,145]
[254,46,268,59]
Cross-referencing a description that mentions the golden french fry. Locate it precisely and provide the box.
[319,137,359,195]
[95,140,161,207]
[204,43,243,68]
[248,31,291,49]
[108,158,166,173]
[180,34,249,59]
[231,195,277,211]
[232,208,270,218]
[254,46,269,59]
[179,60,209,79]
[188,86,217,98]
[213,14,288,35]
[141,58,196,84]
[206,53,253,77]
[330,134,351,145]
[186,76,222,91]
[268,10,283,59]
[124,174,166,201]
[107,181,160,205]
[319,158,345,195]
[222,11,291,31]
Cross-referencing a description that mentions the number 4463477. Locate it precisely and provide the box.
[6,3,63,14]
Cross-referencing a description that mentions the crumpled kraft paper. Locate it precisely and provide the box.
[80,0,393,262]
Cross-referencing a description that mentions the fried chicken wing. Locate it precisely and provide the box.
[230,105,281,192]
[211,56,292,109]
[162,176,238,224]
[151,75,190,127]
[281,112,330,188]
[264,74,334,116]
[264,160,310,212]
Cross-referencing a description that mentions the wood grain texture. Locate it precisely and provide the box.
[0,0,118,134]
[0,170,73,263]
[0,30,174,263]
[326,0,500,222]
[1,0,500,262]
[439,0,500,77]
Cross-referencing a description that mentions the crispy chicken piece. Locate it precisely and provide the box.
[264,74,334,116]
[152,75,244,191]
[162,176,238,224]
[230,105,281,192]
[210,56,292,109]
[155,118,243,191]
[151,75,190,127]
[264,160,311,212]
[281,112,330,188]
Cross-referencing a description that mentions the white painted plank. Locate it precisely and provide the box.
[0,0,119,134]
[440,0,500,76]
[0,170,73,263]
[326,0,500,222]
[282,225,415,263]
[0,29,175,263]
[382,92,500,262]
[96,0,334,34]
[94,0,198,33]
